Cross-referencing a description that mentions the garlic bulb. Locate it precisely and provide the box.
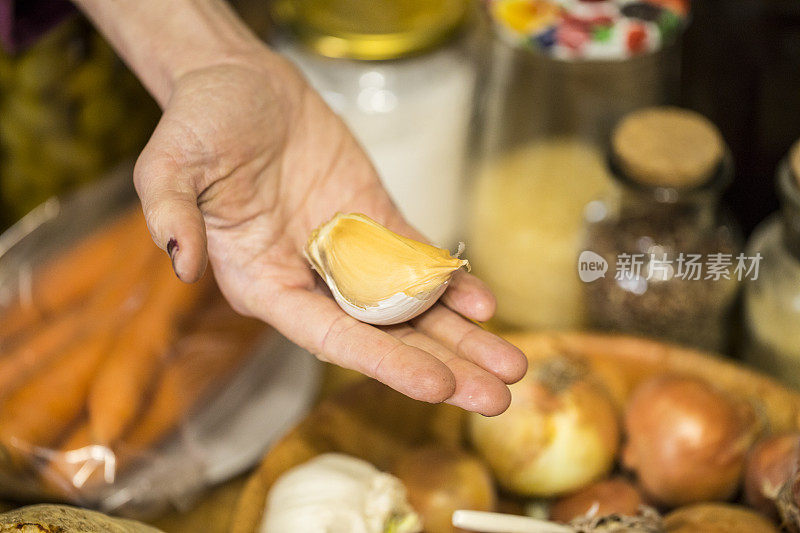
[260,453,422,533]
[305,213,468,325]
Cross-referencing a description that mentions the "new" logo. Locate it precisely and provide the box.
[577,251,608,282]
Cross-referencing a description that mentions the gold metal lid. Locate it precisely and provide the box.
[271,0,469,60]
[612,107,726,189]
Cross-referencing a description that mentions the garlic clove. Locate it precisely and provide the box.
[305,213,468,326]
[260,453,422,533]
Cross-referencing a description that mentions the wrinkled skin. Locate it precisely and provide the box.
[134,52,527,416]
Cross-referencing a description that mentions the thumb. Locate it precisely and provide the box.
[133,150,208,283]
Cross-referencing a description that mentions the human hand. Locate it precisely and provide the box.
[131,48,527,415]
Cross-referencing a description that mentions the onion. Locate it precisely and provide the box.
[569,507,663,533]
[622,374,760,507]
[664,503,778,533]
[392,446,496,533]
[777,460,800,533]
[744,433,800,519]
[469,357,619,497]
[549,477,644,524]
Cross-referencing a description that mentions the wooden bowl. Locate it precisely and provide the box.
[231,331,800,532]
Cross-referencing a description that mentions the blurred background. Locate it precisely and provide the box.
[0,1,799,531]
[682,0,800,233]
[0,0,798,234]
[1,0,799,429]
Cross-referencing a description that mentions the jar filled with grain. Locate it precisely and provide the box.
[742,140,800,386]
[582,107,741,352]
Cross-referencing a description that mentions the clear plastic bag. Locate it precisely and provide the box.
[0,167,320,517]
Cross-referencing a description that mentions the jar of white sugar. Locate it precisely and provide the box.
[270,0,481,248]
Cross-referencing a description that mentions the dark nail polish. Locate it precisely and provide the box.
[167,238,178,259]
[167,238,182,280]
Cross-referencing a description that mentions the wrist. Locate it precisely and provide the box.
[73,0,271,106]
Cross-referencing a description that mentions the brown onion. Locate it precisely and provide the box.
[392,446,496,533]
[777,461,800,533]
[470,357,619,497]
[664,503,778,533]
[744,433,800,519]
[622,374,760,507]
[549,477,644,524]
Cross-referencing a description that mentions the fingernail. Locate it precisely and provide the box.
[167,238,178,259]
[167,238,182,280]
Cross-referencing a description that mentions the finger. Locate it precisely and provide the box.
[385,325,511,416]
[413,305,527,384]
[255,287,456,404]
[441,270,497,323]
[134,146,207,283]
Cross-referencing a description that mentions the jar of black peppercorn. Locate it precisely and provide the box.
[581,107,741,352]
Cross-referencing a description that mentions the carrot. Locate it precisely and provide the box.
[0,310,83,400]
[45,306,264,494]
[85,331,165,447]
[0,207,147,342]
[85,242,161,322]
[86,259,206,445]
[0,239,158,403]
[122,308,265,453]
[0,328,114,468]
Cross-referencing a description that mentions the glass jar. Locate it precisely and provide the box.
[268,0,480,248]
[0,19,159,230]
[468,0,688,330]
[582,109,741,352]
[742,143,800,386]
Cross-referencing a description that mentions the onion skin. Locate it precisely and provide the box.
[777,461,800,533]
[549,477,644,523]
[392,446,496,533]
[470,357,619,497]
[744,433,800,520]
[622,375,760,507]
[664,503,779,533]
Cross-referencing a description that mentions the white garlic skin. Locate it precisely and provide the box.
[325,274,449,326]
[260,453,421,533]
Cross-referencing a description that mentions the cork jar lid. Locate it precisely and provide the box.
[791,139,800,186]
[612,107,726,188]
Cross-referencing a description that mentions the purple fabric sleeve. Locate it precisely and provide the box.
[0,0,75,54]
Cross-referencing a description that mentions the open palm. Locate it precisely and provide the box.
[133,52,526,416]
